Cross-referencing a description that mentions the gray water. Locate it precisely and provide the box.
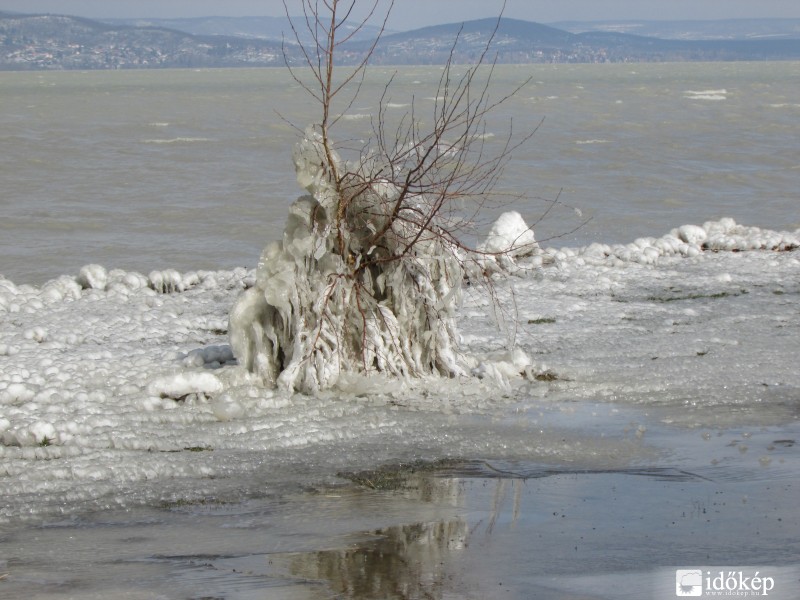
[1,62,799,285]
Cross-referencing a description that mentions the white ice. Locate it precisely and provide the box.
[1,217,799,524]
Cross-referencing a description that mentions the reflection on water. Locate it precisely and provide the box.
[259,461,800,600]
[283,520,468,599]
[270,473,470,599]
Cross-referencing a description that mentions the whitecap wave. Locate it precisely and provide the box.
[141,137,213,144]
[684,89,727,101]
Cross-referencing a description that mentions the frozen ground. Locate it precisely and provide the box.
[1,218,799,598]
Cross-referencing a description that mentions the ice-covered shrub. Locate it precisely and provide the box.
[230,128,466,392]
[228,1,540,393]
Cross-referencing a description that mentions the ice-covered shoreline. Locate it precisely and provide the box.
[1,218,799,525]
[3,216,798,293]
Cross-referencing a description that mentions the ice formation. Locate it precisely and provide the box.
[226,121,800,396]
[146,372,224,401]
[0,215,799,525]
[479,210,539,257]
[475,210,540,275]
[229,127,467,393]
[539,216,799,269]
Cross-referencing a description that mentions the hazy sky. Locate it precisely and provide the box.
[2,0,799,30]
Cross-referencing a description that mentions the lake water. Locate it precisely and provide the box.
[0,63,799,599]
[1,62,799,285]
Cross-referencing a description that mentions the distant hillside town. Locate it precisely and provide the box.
[2,11,800,70]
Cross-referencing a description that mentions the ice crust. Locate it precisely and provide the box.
[1,217,799,524]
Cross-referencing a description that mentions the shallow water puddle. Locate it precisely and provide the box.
[2,456,798,600]
[241,465,799,599]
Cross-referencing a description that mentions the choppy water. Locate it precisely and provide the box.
[1,62,798,285]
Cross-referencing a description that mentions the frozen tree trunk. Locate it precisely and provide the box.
[229,127,466,393]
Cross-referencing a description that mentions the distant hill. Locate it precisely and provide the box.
[2,12,800,71]
[552,18,800,41]
[361,17,800,64]
[0,11,284,69]
[103,15,800,44]
[102,15,391,45]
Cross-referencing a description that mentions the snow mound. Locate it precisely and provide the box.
[76,264,108,290]
[146,372,224,401]
[149,269,195,293]
[479,211,539,257]
[475,211,542,275]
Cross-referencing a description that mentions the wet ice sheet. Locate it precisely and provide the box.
[1,440,798,600]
